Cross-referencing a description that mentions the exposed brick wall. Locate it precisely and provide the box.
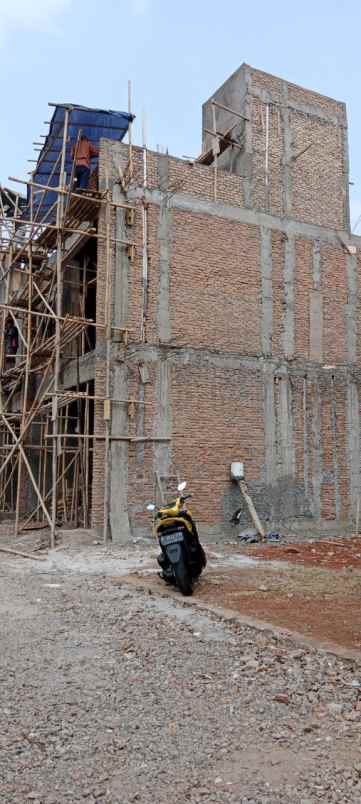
[169,212,261,353]
[203,64,348,230]
[249,72,347,228]
[170,363,265,525]
[251,98,283,218]
[290,111,345,229]
[92,67,361,536]
[248,65,345,117]
[294,238,313,359]
[321,244,348,364]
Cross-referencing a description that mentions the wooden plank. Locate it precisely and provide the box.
[211,99,249,121]
[0,545,47,561]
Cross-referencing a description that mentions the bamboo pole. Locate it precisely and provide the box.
[210,99,249,121]
[8,176,135,209]
[0,303,127,332]
[128,80,133,179]
[0,545,47,561]
[0,215,136,247]
[61,404,68,524]
[37,421,44,522]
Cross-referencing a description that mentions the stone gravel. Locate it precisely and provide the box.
[1,561,361,803]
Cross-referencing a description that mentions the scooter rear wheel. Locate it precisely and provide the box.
[174,557,193,596]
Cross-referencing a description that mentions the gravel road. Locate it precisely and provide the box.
[2,559,361,803]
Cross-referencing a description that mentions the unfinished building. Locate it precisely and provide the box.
[1,64,360,543]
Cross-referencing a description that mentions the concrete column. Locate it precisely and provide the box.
[310,241,323,361]
[283,236,295,359]
[109,181,131,542]
[113,185,129,329]
[347,379,360,518]
[281,82,293,218]
[278,374,295,478]
[157,155,172,343]
[110,359,131,543]
[263,365,276,484]
[311,377,322,519]
[135,381,145,465]
[303,377,309,499]
[346,253,357,363]
[153,358,172,483]
[260,227,273,356]
[152,156,174,486]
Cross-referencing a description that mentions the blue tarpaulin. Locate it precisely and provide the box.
[27,103,134,222]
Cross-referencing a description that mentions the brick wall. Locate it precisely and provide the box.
[203,64,349,231]
[92,68,361,537]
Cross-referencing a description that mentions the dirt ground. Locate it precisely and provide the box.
[244,538,361,571]
[120,537,361,653]
[2,529,361,801]
[2,544,361,803]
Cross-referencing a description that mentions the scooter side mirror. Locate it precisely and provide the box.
[146,503,156,512]
[177,481,187,492]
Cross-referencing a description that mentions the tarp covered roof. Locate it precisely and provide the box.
[27,103,134,222]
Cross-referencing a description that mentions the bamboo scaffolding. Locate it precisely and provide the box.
[0,93,136,541]
[0,215,136,247]
[0,303,127,333]
[14,185,34,536]
[8,176,135,210]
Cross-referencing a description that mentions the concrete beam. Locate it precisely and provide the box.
[249,86,347,127]
[128,186,359,249]
[123,343,361,380]
[60,351,95,389]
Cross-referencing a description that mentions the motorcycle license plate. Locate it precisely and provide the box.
[160,531,184,547]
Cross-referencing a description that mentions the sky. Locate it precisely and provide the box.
[1,0,361,229]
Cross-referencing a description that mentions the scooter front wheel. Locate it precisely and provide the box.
[173,557,193,596]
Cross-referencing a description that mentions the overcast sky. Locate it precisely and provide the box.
[1,0,361,229]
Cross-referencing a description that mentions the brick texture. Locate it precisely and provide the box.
[91,68,361,534]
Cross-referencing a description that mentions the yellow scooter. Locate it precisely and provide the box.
[147,482,206,596]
